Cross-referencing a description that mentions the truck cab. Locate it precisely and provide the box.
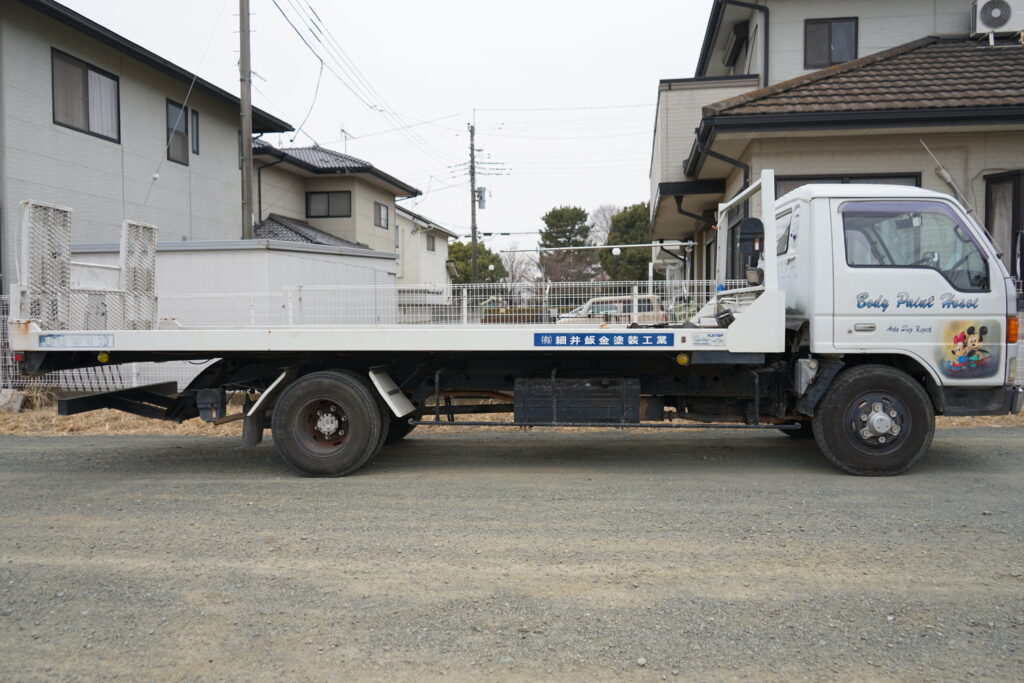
[775,184,1019,416]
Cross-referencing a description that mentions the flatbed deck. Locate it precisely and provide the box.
[10,289,783,355]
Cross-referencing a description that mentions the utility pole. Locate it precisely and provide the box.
[468,122,478,283]
[239,0,254,239]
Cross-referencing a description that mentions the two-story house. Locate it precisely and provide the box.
[394,206,457,287]
[252,140,456,286]
[0,0,293,293]
[650,0,1024,280]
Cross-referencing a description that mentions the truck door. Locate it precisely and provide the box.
[832,198,1005,386]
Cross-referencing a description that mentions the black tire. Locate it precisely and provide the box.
[271,370,384,477]
[384,416,417,445]
[812,364,934,476]
[779,420,815,439]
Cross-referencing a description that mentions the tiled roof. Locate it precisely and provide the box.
[254,213,369,248]
[252,139,420,196]
[279,146,374,171]
[707,37,1024,117]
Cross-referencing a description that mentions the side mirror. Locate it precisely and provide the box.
[738,217,764,256]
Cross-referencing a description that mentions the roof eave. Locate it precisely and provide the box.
[707,106,1024,132]
[687,105,1024,178]
[694,0,726,78]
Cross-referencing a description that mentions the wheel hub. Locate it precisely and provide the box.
[301,400,349,447]
[850,396,905,450]
[316,411,340,438]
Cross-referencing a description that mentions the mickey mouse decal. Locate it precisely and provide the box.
[943,321,997,377]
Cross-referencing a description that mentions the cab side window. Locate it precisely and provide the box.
[776,211,793,256]
[841,200,989,292]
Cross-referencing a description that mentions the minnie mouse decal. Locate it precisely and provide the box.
[944,323,994,375]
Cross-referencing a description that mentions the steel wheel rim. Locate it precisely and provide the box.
[843,391,910,456]
[294,396,350,456]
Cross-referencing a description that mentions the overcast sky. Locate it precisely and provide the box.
[62,0,714,251]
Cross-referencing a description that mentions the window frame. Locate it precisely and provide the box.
[776,211,793,257]
[305,191,352,219]
[804,17,858,69]
[840,199,991,293]
[375,202,389,229]
[166,98,189,166]
[426,233,437,252]
[50,48,121,143]
[191,109,200,155]
[984,170,1024,278]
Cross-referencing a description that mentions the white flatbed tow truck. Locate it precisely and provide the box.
[7,170,1023,476]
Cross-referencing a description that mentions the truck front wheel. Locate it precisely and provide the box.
[271,370,383,476]
[812,365,935,476]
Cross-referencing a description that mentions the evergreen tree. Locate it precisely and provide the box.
[446,241,507,284]
[599,203,653,281]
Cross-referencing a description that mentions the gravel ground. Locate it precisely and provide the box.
[0,427,1021,681]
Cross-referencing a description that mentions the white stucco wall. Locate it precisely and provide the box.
[0,2,253,289]
[395,211,451,286]
[700,0,972,85]
[767,0,970,85]
[649,77,759,212]
[257,164,305,221]
[74,241,396,293]
[303,176,397,252]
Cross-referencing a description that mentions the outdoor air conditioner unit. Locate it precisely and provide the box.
[972,0,1024,36]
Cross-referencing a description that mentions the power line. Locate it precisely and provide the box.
[290,58,324,143]
[145,0,230,205]
[290,0,460,166]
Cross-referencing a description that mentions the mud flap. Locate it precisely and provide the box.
[368,367,416,417]
[241,368,297,448]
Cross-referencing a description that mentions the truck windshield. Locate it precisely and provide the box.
[841,200,989,292]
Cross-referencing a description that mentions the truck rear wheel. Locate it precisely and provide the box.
[812,365,934,476]
[271,370,383,477]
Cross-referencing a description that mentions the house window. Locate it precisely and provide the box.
[704,236,716,280]
[985,170,1024,278]
[166,100,188,165]
[306,191,351,218]
[426,234,436,252]
[51,49,120,142]
[777,174,919,197]
[191,110,200,154]
[804,18,857,69]
[375,202,389,229]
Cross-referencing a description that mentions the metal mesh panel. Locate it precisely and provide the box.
[67,289,128,330]
[118,220,158,330]
[155,280,747,328]
[20,201,72,329]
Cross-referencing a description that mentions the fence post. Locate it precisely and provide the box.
[461,290,468,325]
[631,285,639,324]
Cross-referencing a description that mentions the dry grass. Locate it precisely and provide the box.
[1,406,1021,438]
[0,408,242,437]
